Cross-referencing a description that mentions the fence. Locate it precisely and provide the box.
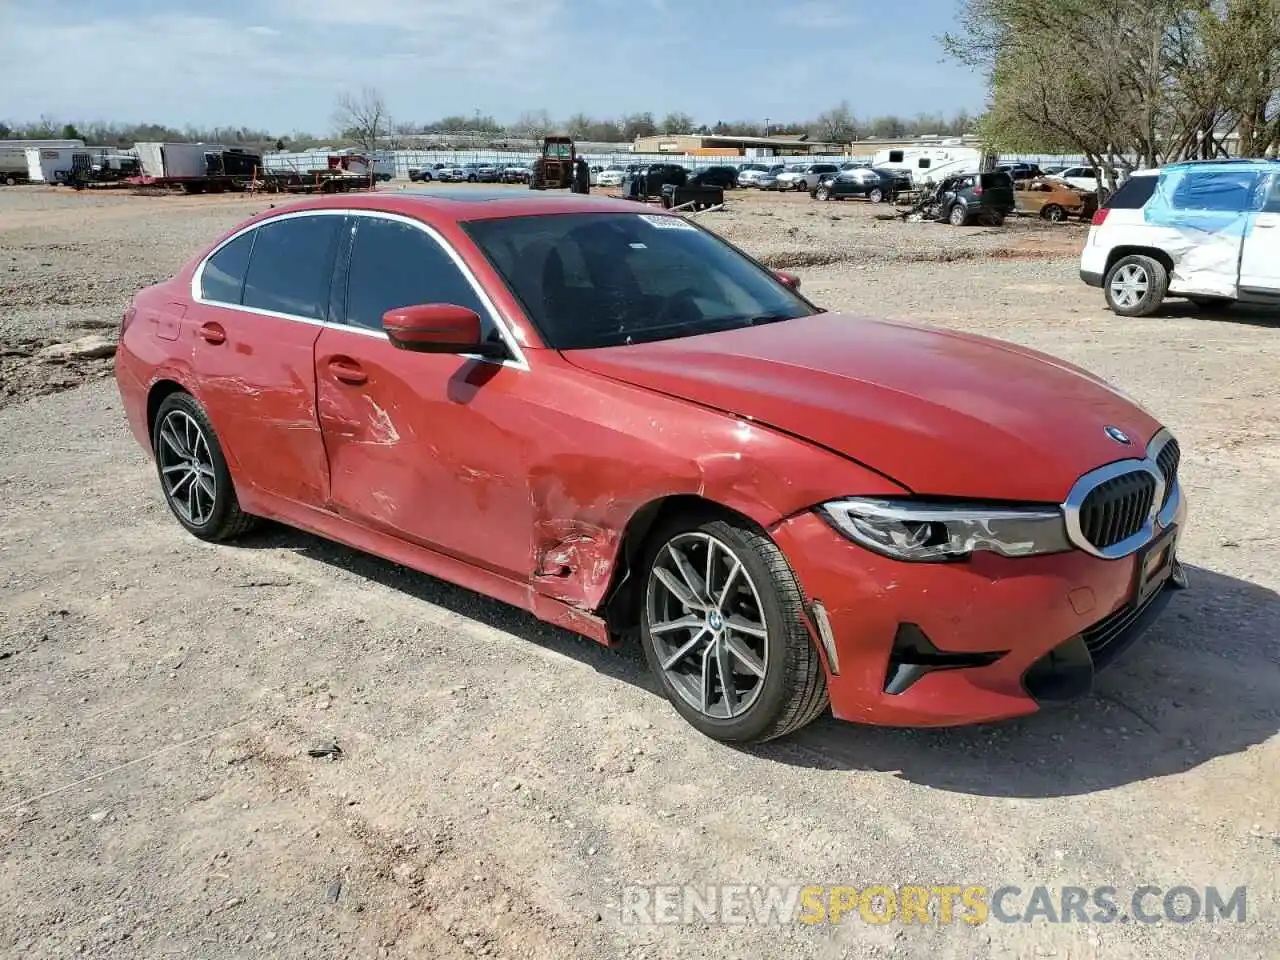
[262,149,1095,179]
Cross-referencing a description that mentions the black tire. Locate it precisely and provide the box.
[1040,204,1066,223]
[638,513,829,743]
[151,392,258,542]
[948,202,969,226]
[868,187,884,203]
[3,176,15,187]
[1104,254,1169,317]
[1187,295,1232,310]
[794,180,808,192]
[816,185,830,201]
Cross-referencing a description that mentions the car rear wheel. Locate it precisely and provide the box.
[639,515,829,743]
[948,203,969,226]
[868,187,884,203]
[1104,255,1169,317]
[1041,204,1067,222]
[816,185,830,201]
[152,392,258,542]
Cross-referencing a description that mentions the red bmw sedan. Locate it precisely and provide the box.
[114,189,1187,743]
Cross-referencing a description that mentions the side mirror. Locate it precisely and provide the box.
[382,304,503,357]
[774,270,801,291]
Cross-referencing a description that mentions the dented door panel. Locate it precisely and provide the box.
[315,329,906,609]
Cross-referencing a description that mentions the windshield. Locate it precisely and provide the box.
[463,212,818,350]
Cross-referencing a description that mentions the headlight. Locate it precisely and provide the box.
[820,498,1071,562]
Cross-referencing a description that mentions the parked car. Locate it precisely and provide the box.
[462,162,499,183]
[812,167,911,204]
[597,165,627,187]
[117,190,1185,743]
[502,163,532,184]
[931,171,1016,226]
[739,163,785,188]
[408,164,447,183]
[1048,165,1106,193]
[434,165,467,183]
[688,165,739,189]
[997,162,1043,182]
[1080,159,1280,316]
[1014,177,1096,222]
[775,162,841,192]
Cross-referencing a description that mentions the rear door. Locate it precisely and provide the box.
[1240,172,1280,295]
[190,212,340,506]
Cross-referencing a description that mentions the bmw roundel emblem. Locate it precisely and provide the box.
[1104,425,1132,445]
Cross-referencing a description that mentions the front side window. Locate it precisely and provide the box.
[200,231,255,304]
[344,216,495,341]
[464,213,819,350]
[242,215,340,320]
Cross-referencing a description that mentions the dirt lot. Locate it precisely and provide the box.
[1,183,1277,959]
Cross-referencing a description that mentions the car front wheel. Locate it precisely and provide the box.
[1104,254,1168,317]
[948,203,969,226]
[868,187,884,203]
[1041,204,1067,222]
[152,392,258,542]
[639,515,829,743]
[816,185,830,201]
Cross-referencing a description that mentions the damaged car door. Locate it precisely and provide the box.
[312,212,534,576]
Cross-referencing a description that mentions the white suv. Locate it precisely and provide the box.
[775,162,841,192]
[1080,160,1280,316]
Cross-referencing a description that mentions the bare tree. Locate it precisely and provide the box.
[333,87,390,154]
[508,109,555,140]
[812,101,856,143]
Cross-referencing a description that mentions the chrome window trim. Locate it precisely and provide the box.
[189,207,530,371]
[1061,426,1181,560]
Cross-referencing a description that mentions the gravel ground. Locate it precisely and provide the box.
[1,183,1278,959]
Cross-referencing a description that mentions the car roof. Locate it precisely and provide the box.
[250,188,654,223]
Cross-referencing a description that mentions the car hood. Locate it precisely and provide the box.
[562,313,1161,502]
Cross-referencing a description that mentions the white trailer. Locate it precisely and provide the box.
[132,142,227,179]
[872,144,983,186]
[23,147,105,183]
[1,149,29,184]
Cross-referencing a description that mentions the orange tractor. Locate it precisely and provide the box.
[529,136,580,190]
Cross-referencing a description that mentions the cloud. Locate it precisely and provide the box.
[779,1,859,29]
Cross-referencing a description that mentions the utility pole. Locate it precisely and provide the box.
[764,117,771,137]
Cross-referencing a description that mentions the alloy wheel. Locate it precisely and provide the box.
[869,187,883,203]
[1109,263,1149,309]
[645,532,769,720]
[156,409,217,526]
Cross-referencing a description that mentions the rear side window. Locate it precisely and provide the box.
[1169,171,1263,212]
[242,215,341,320]
[344,216,491,336]
[1104,176,1158,209]
[200,231,254,305]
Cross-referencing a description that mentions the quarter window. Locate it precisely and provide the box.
[200,231,254,305]
[344,216,494,340]
[242,215,341,320]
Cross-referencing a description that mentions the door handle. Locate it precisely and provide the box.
[327,357,367,385]
[197,321,226,345]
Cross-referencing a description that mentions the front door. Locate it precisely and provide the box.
[314,213,533,578]
[1240,173,1280,294]
[190,214,341,507]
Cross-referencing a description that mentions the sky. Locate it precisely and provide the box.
[0,0,987,133]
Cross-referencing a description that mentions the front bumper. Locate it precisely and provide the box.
[770,512,1183,727]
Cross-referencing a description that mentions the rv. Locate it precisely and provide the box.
[871,144,983,186]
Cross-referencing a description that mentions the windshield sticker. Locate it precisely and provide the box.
[640,214,696,230]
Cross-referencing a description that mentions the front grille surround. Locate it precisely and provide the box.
[1062,427,1181,559]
